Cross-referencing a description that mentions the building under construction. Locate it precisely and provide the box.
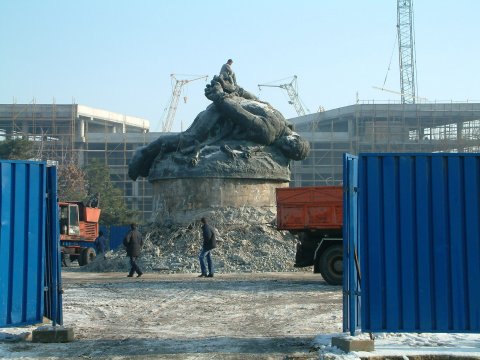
[289,101,480,187]
[0,102,156,222]
[1,101,479,222]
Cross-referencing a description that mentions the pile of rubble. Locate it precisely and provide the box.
[79,207,308,274]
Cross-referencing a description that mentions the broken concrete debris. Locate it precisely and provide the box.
[79,207,310,274]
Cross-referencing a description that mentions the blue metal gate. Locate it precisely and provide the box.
[357,153,480,333]
[43,165,63,325]
[343,153,361,335]
[0,160,62,327]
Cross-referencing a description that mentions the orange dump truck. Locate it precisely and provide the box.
[276,186,343,285]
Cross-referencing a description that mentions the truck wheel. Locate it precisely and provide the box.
[80,247,96,266]
[77,253,85,266]
[318,245,343,285]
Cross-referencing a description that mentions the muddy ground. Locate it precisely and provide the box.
[1,271,342,360]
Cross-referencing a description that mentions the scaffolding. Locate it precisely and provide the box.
[0,101,155,222]
[290,101,480,187]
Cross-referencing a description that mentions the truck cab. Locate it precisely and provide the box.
[60,202,81,236]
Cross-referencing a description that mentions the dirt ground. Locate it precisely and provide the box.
[1,271,342,360]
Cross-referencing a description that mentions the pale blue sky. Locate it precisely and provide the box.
[1,1,479,132]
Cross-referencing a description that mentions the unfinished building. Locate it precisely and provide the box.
[0,102,156,222]
[289,102,480,187]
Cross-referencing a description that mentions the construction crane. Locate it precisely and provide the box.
[397,0,417,104]
[161,74,208,132]
[374,0,419,104]
[372,86,427,102]
[258,75,309,117]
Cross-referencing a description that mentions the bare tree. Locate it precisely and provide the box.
[57,154,88,202]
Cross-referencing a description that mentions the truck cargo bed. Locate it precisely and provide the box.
[276,186,343,230]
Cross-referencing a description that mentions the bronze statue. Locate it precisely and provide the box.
[128,69,310,181]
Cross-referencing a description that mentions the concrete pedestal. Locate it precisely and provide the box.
[152,177,288,224]
[331,336,374,352]
[32,325,74,343]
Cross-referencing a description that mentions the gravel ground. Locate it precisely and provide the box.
[0,272,341,360]
[3,272,479,359]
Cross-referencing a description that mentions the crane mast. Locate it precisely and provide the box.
[258,75,308,117]
[162,74,208,132]
[397,0,417,104]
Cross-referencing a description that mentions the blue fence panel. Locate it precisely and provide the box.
[342,153,361,335]
[359,153,480,333]
[109,225,130,250]
[43,166,63,325]
[97,225,130,252]
[0,161,47,327]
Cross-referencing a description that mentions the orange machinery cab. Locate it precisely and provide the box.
[59,201,101,242]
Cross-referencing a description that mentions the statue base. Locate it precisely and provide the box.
[151,177,289,225]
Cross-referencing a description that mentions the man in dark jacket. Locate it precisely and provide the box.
[94,230,107,260]
[198,217,216,278]
[124,223,144,278]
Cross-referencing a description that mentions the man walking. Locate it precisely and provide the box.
[123,223,143,278]
[198,217,216,278]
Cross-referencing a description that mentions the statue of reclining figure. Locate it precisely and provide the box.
[128,76,310,181]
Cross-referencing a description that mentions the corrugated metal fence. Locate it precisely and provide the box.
[0,160,62,327]
[43,165,62,325]
[343,154,361,335]
[98,225,130,251]
[355,153,480,333]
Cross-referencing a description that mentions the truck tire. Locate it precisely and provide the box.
[77,253,85,266]
[318,244,343,286]
[80,247,96,266]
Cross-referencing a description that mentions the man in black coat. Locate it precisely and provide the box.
[124,223,144,277]
[198,217,216,278]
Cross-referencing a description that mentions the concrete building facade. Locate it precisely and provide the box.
[0,103,156,222]
[289,102,480,187]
